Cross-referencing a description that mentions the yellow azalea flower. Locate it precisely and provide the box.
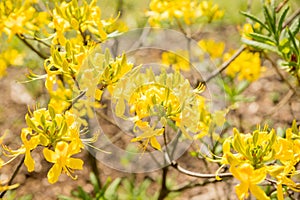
[230,163,269,200]
[21,128,39,172]
[161,51,190,71]
[224,49,265,82]
[147,0,223,27]
[240,23,260,40]
[0,48,24,79]
[43,141,83,184]
[198,39,225,60]
[131,126,164,151]
[100,54,133,94]
[113,67,211,150]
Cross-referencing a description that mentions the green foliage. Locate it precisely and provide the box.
[241,3,300,82]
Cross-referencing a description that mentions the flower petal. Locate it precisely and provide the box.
[66,158,83,170]
[47,163,62,184]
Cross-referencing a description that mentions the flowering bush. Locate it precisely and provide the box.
[0,0,299,199]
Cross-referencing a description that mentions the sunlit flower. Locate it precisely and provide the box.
[224,49,265,82]
[198,39,225,59]
[230,163,269,200]
[161,51,190,71]
[43,141,83,183]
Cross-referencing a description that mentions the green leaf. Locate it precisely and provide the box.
[240,11,269,31]
[104,178,121,200]
[287,28,299,55]
[289,17,300,36]
[278,6,289,32]
[249,32,276,45]
[48,106,56,120]
[25,114,38,132]
[263,5,276,34]
[90,172,100,193]
[241,38,280,53]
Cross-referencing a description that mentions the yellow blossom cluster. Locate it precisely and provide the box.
[198,39,225,60]
[113,67,218,150]
[161,51,190,71]
[147,0,223,27]
[0,0,49,40]
[2,107,85,183]
[224,49,265,82]
[0,48,24,79]
[220,122,300,200]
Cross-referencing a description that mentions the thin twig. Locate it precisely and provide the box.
[17,35,48,59]
[170,161,233,179]
[283,8,300,29]
[204,46,246,83]
[265,89,295,116]
[0,155,25,198]
[20,34,51,47]
[129,26,151,50]
[264,54,296,93]
[276,0,289,13]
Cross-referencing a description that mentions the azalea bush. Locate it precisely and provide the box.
[0,0,300,199]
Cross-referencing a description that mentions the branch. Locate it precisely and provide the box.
[0,155,25,198]
[264,54,296,93]
[170,161,233,179]
[283,8,300,29]
[17,35,48,59]
[204,46,246,83]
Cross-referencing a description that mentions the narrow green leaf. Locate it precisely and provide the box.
[249,32,276,44]
[278,6,289,32]
[240,11,269,31]
[104,178,121,199]
[48,106,56,120]
[241,38,280,53]
[287,28,299,54]
[263,6,276,34]
[289,17,300,36]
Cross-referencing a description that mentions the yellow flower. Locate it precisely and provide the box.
[21,128,39,172]
[113,67,211,150]
[224,49,265,82]
[43,141,83,184]
[198,39,225,60]
[147,0,223,27]
[230,163,269,200]
[131,126,164,151]
[161,51,190,71]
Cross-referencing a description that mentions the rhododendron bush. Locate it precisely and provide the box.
[0,0,299,199]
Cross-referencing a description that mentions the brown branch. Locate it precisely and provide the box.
[0,155,25,198]
[264,54,296,93]
[170,161,233,179]
[204,46,246,83]
[283,8,300,29]
[276,0,289,13]
[17,35,48,59]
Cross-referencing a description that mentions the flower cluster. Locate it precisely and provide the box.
[224,49,265,82]
[198,39,225,60]
[161,51,190,71]
[0,0,49,40]
[147,0,223,27]
[113,67,214,150]
[220,122,300,200]
[2,107,85,183]
[0,48,24,79]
